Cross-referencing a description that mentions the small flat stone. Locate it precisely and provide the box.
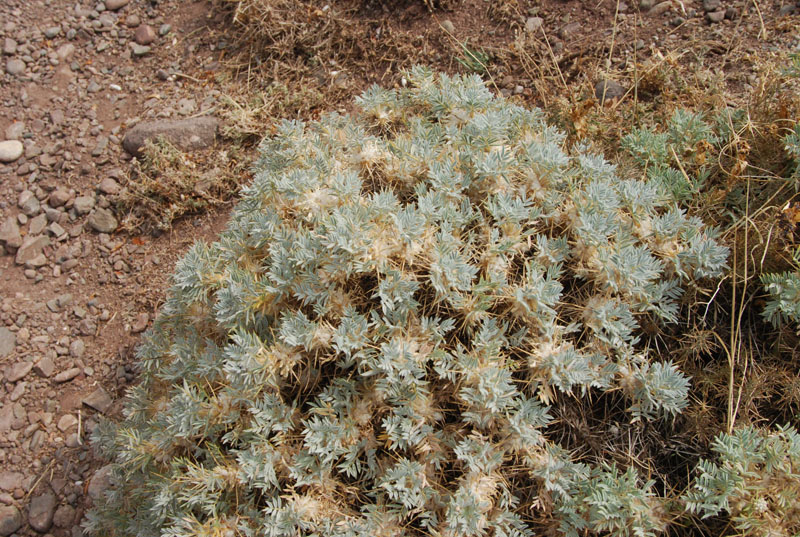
[56,43,75,60]
[28,492,56,533]
[0,505,22,536]
[595,79,626,103]
[706,9,725,20]
[441,19,455,33]
[99,177,121,195]
[0,140,23,163]
[53,367,82,383]
[48,188,70,208]
[0,327,17,357]
[5,361,30,382]
[4,122,24,140]
[18,190,40,216]
[649,0,672,14]
[83,387,113,414]
[57,414,77,432]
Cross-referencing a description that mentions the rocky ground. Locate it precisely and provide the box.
[0,0,229,535]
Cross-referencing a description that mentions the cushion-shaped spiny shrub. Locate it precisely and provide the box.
[86,67,729,537]
[685,425,800,537]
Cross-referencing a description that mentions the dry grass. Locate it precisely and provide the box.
[114,137,249,233]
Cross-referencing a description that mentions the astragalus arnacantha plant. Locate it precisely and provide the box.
[87,68,728,537]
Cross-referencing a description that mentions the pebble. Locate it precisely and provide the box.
[0,505,21,536]
[595,79,626,103]
[18,190,40,216]
[0,473,23,492]
[0,140,23,163]
[70,339,85,357]
[158,23,172,36]
[131,44,151,56]
[703,0,721,11]
[28,492,56,532]
[441,19,455,33]
[104,0,130,10]
[56,43,75,60]
[49,188,71,208]
[639,0,655,9]
[134,24,157,45]
[54,368,82,383]
[5,58,25,76]
[125,14,141,27]
[0,328,17,357]
[706,9,725,21]
[88,208,118,233]
[650,1,673,14]
[44,26,61,39]
[3,38,17,55]
[74,196,96,215]
[131,312,150,333]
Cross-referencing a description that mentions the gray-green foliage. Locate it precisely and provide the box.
[685,425,800,537]
[87,68,729,537]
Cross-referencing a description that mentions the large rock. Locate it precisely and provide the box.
[0,506,22,536]
[28,492,56,532]
[15,234,50,265]
[122,117,218,156]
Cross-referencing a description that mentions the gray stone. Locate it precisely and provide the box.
[29,214,47,235]
[0,141,23,163]
[28,492,56,532]
[649,0,672,14]
[441,19,455,33]
[83,387,113,414]
[0,472,23,492]
[131,44,151,56]
[706,9,725,21]
[53,504,75,528]
[34,355,55,378]
[131,312,149,333]
[525,16,543,32]
[3,38,17,55]
[703,0,721,11]
[5,58,25,75]
[0,328,16,357]
[49,188,71,208]
[73,196,96,215]
[595,79,626,103]
[122,117,219,156]
[69,339,85,358]
[5,361,30,382]
[104,0,130,10]
[0,505,22,536]
[56,43,75,60]
[0,217,22,249]
[54,368,82,383]
[4,122,24,140]
[18,190,40,216]
[99,177,121,195]
[88,465,113,501]
[15,235,50,265]
[159,23,172,36]
[57,414,77,432]
[88,208,118,233]
[44,26,61,38]
[639,0,655,9]
[177,98,196,116]
[134,24,157,45]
